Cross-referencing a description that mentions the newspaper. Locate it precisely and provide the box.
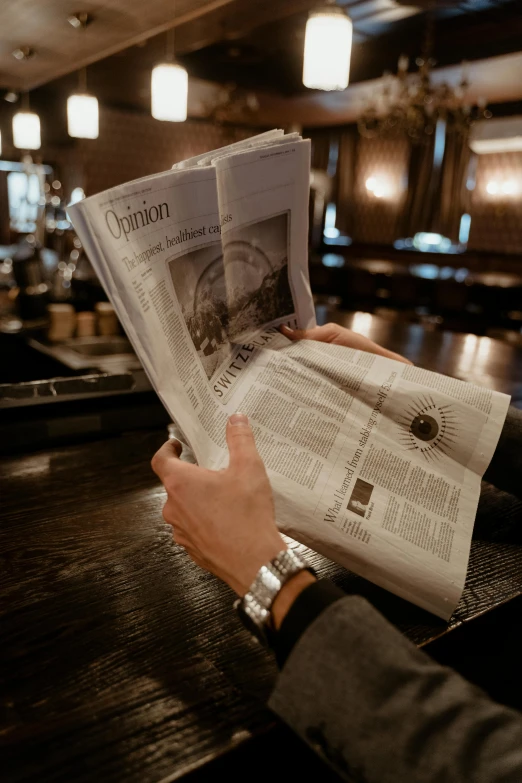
[69,131,510,620]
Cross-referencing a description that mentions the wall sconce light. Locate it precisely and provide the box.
[486,179,519,197]
[366,175,391,199]
[303,3,352,91]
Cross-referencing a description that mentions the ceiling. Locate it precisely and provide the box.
[0,0,521,130]
[1,0,519,93]
[0,0,239,90]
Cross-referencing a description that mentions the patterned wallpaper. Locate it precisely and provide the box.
[79,107,254,196]
[13,106,256,198]
[468,150,522,255]
[330,131,522,255]
[349,136,410,246]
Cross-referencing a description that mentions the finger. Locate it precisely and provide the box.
[151,439,197,482]
[280,323,340,342]
[346,332,412,365]
[226,413,260,469]
[280,322,411,364]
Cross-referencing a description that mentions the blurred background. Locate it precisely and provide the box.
[1,0,522,447]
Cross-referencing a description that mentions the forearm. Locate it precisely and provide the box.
[269,594,522,783]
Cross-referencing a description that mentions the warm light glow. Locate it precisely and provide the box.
[366,175,393,199]
[70,187,86,205]
[351,311,373,337]
[303,8,352,91]
[151,63,188,121]
[12,111,41,150]
[502,180,518,196]
[67,94,99,139]
[457,333,479,376]
[486,179,519,197]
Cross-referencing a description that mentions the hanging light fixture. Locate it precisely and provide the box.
[13,94,41,150]
[303,2,353,91]
[67,15,99,139]
[151,24,188,122]
[67,69,99,138]
[68,94,99,138]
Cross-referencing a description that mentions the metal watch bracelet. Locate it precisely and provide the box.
[234,549,315,643]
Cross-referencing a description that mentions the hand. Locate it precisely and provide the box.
[151,413,286,596]
[280,322,412,365]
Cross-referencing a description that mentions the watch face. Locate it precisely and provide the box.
[234,600,269,646]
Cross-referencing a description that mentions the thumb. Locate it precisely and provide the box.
[226,413,259,469]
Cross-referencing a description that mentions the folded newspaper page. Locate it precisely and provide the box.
[69,130,510,621]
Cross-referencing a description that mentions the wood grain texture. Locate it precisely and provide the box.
[2,321,522,781]
[0,0,237,90]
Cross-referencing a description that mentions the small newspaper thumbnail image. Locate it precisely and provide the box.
[223,211,295,343]
[347,479,374,518]
[167,244,232,380]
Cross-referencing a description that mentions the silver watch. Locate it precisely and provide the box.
[234,549,314,644]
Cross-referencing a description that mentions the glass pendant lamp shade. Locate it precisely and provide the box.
[12,111,41,150]
[303,6,353,91]
[67,94,99,139]
[151,63,188,121]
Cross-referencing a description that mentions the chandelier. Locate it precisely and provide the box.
[203,83,260,124]
[358,46,491,143]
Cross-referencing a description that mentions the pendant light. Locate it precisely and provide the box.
[13,93,41,150]
[303,2,353,91]
[67,68,99,139]
[151,25,188,122]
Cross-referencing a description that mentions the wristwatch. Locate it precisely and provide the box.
[234,548,315,644]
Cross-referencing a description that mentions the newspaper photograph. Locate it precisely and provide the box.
[68,129,510,622]
[223,211,294,343]
[168,243,232,380]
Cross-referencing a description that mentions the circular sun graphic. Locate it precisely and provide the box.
[410,413,439,442]
[396,396,458,463]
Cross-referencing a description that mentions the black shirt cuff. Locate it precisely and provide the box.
[273,579,345,669]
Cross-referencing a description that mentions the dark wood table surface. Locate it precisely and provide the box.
[2,313,522,783]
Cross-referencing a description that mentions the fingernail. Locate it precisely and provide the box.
[229,412,249,426]
[280,324,294,334]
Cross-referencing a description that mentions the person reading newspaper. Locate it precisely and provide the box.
[152,323,522,783]
[68,130,522,779]
[68,129,511,622]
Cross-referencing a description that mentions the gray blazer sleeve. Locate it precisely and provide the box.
[268,596,522,783]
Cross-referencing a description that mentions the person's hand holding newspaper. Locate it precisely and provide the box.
[280,323,411,365]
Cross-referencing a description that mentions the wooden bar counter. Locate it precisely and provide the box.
[2,314,522,782]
